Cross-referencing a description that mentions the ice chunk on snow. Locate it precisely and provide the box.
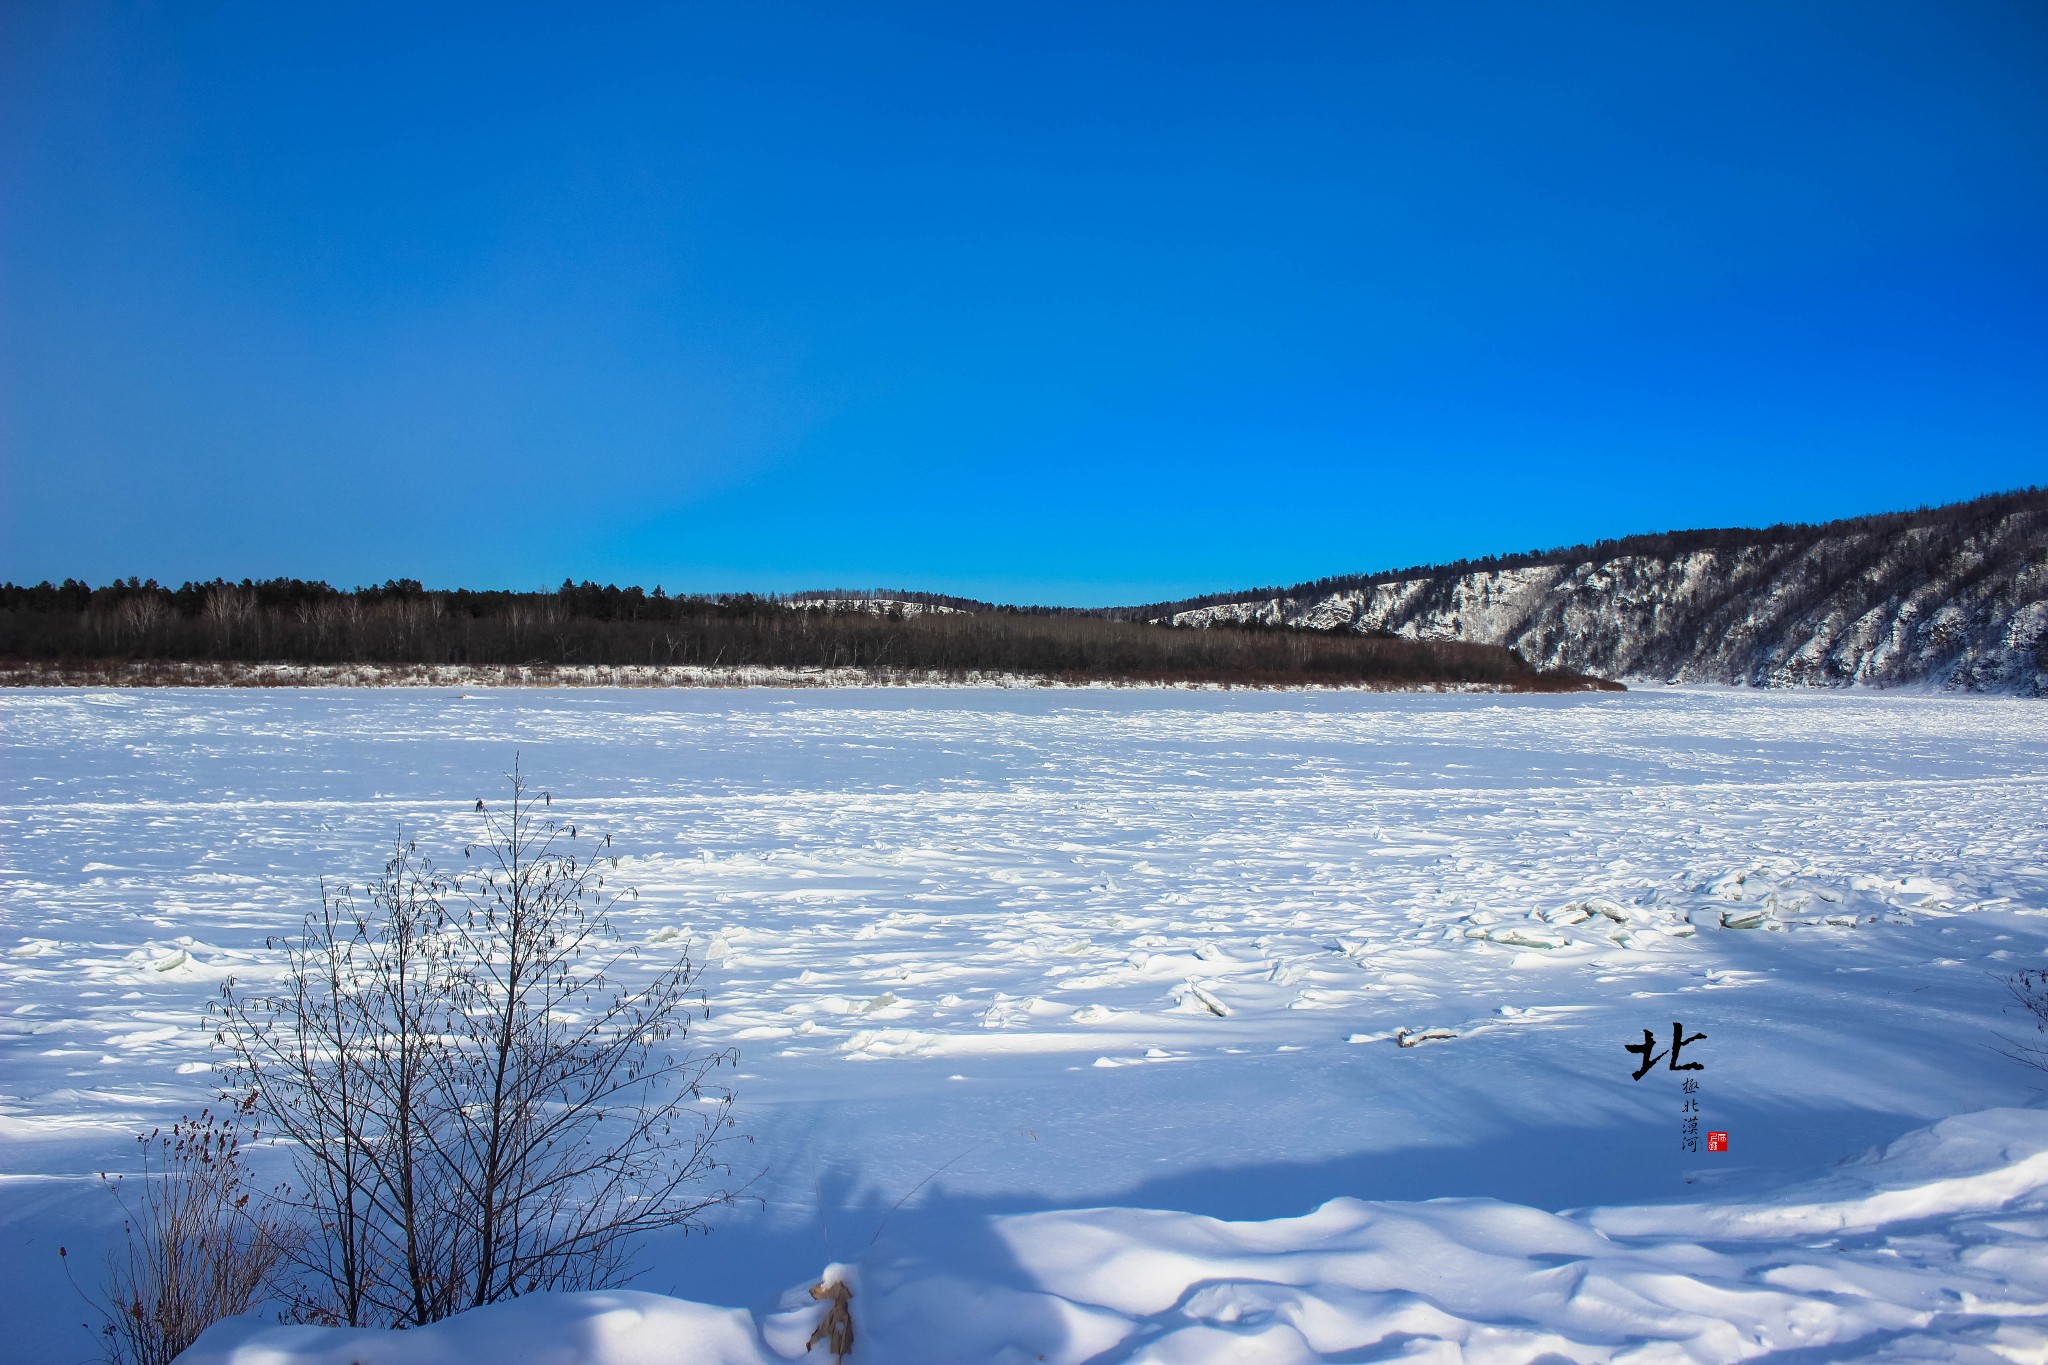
[1170,980,1230,1017]
[1394,1026,1457,1047]
[842,1028,933,1058]
[1484,926,1568,950]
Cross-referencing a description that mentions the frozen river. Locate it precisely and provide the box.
[4,685,2046,1361]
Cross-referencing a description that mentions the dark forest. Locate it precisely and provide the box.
[0,581,1614,690]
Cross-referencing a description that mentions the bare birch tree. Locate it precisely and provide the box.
[214,767,741,1326]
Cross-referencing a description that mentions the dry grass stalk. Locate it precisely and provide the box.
[806,1278,854,1362]
[66,1096,293,1365]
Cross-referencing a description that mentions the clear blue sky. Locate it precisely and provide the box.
[3,2,2043,605]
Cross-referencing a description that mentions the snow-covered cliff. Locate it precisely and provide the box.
[784,597,967,617]
[1160,495,2048,694]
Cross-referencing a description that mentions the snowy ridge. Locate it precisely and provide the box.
[1163,505,2048,694]
[179,1107,2048,1364]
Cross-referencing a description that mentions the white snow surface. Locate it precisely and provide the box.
[181,1109,2048,1363]
[3,686,2047,1363]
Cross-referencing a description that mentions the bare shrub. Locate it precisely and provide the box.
[214,765,742,1327]
[2006,968,2048,1072]
[66,1097,293,1365]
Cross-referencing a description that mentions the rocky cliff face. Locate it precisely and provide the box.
[1159,494,2048,694]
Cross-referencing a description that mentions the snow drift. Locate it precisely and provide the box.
[180,1107,2048,1364]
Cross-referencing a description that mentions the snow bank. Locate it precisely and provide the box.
[177,1292,769,1365]
[181,1108,2048,1365]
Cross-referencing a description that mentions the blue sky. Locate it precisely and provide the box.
[3,2,2043,605]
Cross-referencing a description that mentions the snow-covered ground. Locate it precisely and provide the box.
[3,686,2046,1362]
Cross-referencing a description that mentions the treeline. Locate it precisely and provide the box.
[0,578,1613,690]
[1121,485,2048,620]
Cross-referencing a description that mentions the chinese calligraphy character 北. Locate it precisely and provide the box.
[1625,1021,1705,1082]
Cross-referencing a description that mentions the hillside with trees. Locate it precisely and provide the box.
[1146,488,2047,695]
[11,488,2038,693]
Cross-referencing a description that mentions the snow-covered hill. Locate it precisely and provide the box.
[1159,491,2048,694]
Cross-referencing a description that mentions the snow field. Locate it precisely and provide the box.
[3,686,2046,1361]
[179,1109,2048,1363]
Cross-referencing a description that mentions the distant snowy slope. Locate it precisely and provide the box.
[1157,489,2048,693]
